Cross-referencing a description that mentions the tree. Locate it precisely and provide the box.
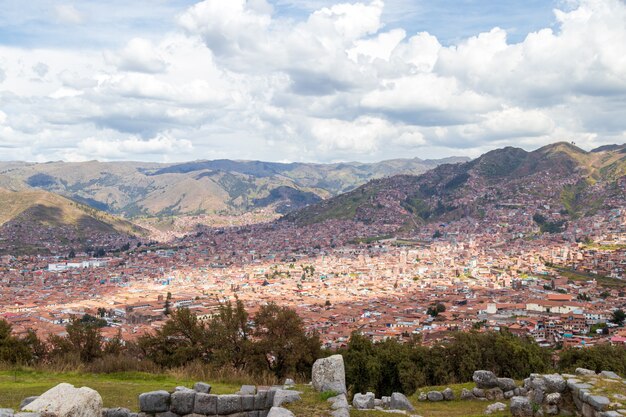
[611,309,625,326]
[427,303,446,317]
[48,317,104,363]
[164,292,172,316]
[68,248,76,259]
[0,319,37,364]
[208,299,252,370]
[252,303,321,379]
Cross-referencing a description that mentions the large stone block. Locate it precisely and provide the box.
[311,355,346,395]
[510,396,533,417]
[498,378,517,392]
[193,393,217,415]
[587,395,610,411]
[390,393,414,411]
[171,390,195,415]
[242,395,255,411]
[267,407,295,417]
[217,395,243,415]
[272,390,301,407]
[352,393,374,409]
[543,374,566,393]
[24,383,103,417]
[473,371,499,389]
[105,407,132,417]
[253,391,268,410]
[193,382,211,394]
[139,391,170,414]
[442,388,454,401]
[427,391,443,402]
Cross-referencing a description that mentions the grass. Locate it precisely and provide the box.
[0,369,239,411]
[550,266,626,289]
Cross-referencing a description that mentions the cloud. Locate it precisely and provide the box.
[0,0,625,163]
[54,4,84,24]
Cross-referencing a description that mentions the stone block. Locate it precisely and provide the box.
[217,395,242,415]
[193,393,217,415]
[171,390,195,415]
[139,391,170,414]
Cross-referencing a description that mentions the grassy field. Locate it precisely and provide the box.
[0,369,238,411]
[2,370,509,417]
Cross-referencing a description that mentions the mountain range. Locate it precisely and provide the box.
[0,156,467,219]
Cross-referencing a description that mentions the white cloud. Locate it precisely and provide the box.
[54,4,84,24]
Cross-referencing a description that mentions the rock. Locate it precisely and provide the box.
[544,404,559,415]
[543,374,566,393]
[374,399,382,407]
[382,396,391,408]
[193,393,217,415]
[311,355,347,395]
[504,390,515,399]
[328,394,348,410]
[19,398,38,410]
[0,409,14,417]
[175,386,193,392]
[442,388,454,401]
[473,370,499,389]
[498,378,517,392]
[242,394,255,411]
[170,390,195,415]
[484,388,504,401]
[601,371,621,379]
[267,407,295,417]
[485,402,507,414]
[460,388,475,400]
[193,382,211,394]
[138,390,170,414]
[254,391,269,410]
[104,408,131,417]
[545,393,561,405]
[598,412,622,417]
[331,409,350,417]
[418,393,427,401]
[240,385,257,395]
[353,393,375,409]
[25,383,103,417]
[14,414,41,417]
[576,368,596,376]
[154,412,177,417]
[217,394,242,415]
[588,395,611,411]
[284,379,295,387]
[427,391,443,402]
[472,387,485,398]
[273,390,301,407]
[510,396,533,417]
[390,393,414,411]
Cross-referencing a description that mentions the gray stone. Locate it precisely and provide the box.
[331,408,350,417]
[545,393,561,405]
[272,390,301,407]
[194,393,217,415]
[510,396,533,417]
[15,414,41,417]
[588,395,610,411]
[543,374,567,393]
[155,412,178,417]
[418,392,427,401]
[254,391,268,410]
[601,371,621,379]
[390,393,414,411]
[19,398,38,411]
[576,368,597,376]
[26,383,103,417]
[265,390,276,409]
[311,355,346,395]
[460,388,474,400]
[484,388,504,401]
[171,390,195,415]
[598,412,622,417]
[472,387,485,398]
[442,388,454,401]
[504,390,515,399]
[328,394,348,410]
[284,379,295,387]
[0,409,14,417]
[544,404,559,415]
[427,391,443,402]
[218,395,243,414]
[473,370,499,388]
[105,407,131,417]
[374,399,382,407]
[193,382,211,394]
[240,385,257,395]
[267,407,295,417]
[381,396,390,408]
[139,390,170,414]
[175,386,193,392]
[246,412,261,417]
[485,402,506,415]
[498,378,517,392]
[353,393,375,409]
[242,395,255,411]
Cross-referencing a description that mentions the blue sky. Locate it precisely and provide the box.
[0,0,624,163]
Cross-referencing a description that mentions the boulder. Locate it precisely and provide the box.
[193,382,211,394]
[504,390,515,399]
[19,398,38,410]
[311,355,346,395]
[545,393,561,405]
[472,387,485,398]
[510,396,533,417]
[328,394,348,410]
[254,391,269,410]
[498,378,517,392]
[473,370,499,389]
[418,392,427,401]
[576,368,596,376]
[484,388,504,401]
[390,393,414,411]
[381,396,390,408]
[242,394,255,411]
[240,385,257,395]
[170,390,195,415]
[217,394,242,415]
[442,388,454,401]
[193,393,217,415]
[352,393,375,409]
[543,374,566,393]
[273,390,302,407]
[331,409,350,417]
[587,395,610,411]
[267,407,295,417]
[460,388,475,400]
[24,383,103,417]
[600,371,621,380]
[485,402,507,415]
[138,390,170,414]
[0,409,14,417]
[427,391,443,402]
[284,379,295,387]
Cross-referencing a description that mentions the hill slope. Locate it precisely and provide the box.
[0,156,467,218]
[284,142,626,231]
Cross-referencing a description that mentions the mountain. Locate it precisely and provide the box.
[284,142,626,230]
[0,156,468,218]
[0,188,145,255]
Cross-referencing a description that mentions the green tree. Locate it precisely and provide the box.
[611,309,625,325]
[48,317,104,363]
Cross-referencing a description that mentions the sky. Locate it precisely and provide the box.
[0,0,625,163]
